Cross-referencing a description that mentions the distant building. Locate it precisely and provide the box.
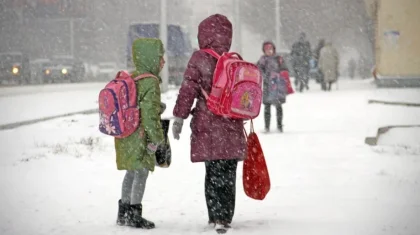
[365,0,420,87]
[0,0,192,65]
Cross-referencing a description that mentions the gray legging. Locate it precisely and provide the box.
[121,168,149,205]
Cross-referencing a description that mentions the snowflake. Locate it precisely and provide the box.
[100,113,116,134]
[105,123,116,134]
[100,113,109,126]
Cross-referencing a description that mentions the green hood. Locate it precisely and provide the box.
[131,38,164,81]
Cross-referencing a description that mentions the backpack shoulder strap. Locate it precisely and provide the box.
[200,86,209,100]
[201,49,221,59]
[133,73,158,82]
[198,49,218,100]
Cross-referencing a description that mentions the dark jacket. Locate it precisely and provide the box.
[173,14,246,163]
[291,38,311,70]
[314,39,326,62]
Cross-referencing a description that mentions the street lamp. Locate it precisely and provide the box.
[233,0,241,55]
[275,0,282,49]
[160,0,169,92]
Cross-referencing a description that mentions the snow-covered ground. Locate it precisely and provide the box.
[0,79,419,235]
[0,83,105,126]
[378,127,420,148]
[0,82,179,126]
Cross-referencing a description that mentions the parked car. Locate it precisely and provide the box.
[30,58,53,84]
[0,52,31,85]
[127,23,193,86]
[47,55,85,83]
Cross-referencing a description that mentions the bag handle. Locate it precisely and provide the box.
[201,49,243,61]
[243,124,248,139]
[201,49,221,59]
[243,119,254,140]
[116,70,132,78]
[226,52,243,60]
[200,87,209,100]
[133,73,158,82]
[250,119,255,133]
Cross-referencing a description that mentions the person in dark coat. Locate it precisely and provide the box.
[171,14,246,232]
[314,39,326,89]
[314,39,326,64]
[291,32,312,92]
[348,58,356,79]
[257,41,289,132]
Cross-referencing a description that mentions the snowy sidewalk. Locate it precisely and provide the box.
[0,80,419,235]
[0,83,105,126]
[0,83,178,127]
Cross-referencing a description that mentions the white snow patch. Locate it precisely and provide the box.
[378,127,420,148]
[0,80,419,235]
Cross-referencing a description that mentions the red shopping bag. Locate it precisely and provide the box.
[243,121,271,200]
[280,70,295,95]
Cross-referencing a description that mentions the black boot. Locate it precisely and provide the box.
[264,104,271,132]
[215,221,231,234]
[117,200,129,226]
[127,204,155,229]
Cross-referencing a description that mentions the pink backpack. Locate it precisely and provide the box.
[201,49,263,120]
[98,71,157,138]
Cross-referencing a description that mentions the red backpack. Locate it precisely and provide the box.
[200,49,263,120]
[98,71,157,138]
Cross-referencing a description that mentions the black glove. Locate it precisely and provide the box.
[160,102,166,115]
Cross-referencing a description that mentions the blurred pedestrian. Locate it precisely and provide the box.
[319,42,339,91]
[291,32,311,92]
[348,58,356,79]
[257,41,293,132]
[313,39,326,89]
[314,39,325,65]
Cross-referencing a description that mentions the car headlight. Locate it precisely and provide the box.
[61,68,68,75]
[12,67,19,75]
[45,69,51,75]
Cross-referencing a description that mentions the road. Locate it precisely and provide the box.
[0,82,105,126]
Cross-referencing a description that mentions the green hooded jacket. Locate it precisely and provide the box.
[115,38,165,172]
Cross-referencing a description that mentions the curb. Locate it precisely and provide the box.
[365,125,420,146]
[0,109,99,131]
[0,109,176,131]
[368,99,420,107]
